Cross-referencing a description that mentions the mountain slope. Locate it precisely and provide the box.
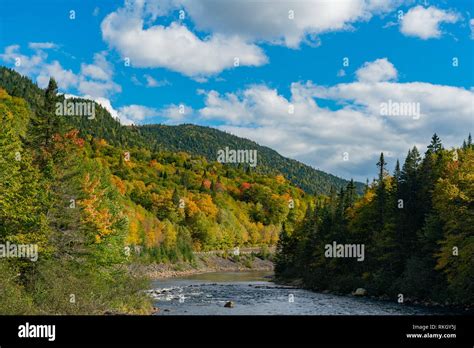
[137,124,364,195]
[0,66,363,195]
[0,72,313,313]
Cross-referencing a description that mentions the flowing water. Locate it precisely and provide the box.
[149,271,456,315]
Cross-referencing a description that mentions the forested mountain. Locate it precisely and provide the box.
[0,67,362,196]
[137,124,364,195]
[0,68,312,313]
[3,66,470,314]
[275,135,474,306]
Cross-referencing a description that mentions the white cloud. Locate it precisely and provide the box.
[37,61,79,89]
[80,52,113,81]
[65,97,159,126]
[400,6,459,39]
[94,97,120,119]
[158,103,193,123]
[28,42,57,50]
[100,0,399,78]
[356,58,398,82]
[117,104,160,125]
[0,45,121,98]
[77,79,121,99]
[179,0,399,48]
[144,74,170,87]
[114,103,191,125]
[101,1,267,77]
[0,44,47,76]
[193,59,473,180]
[78,51,121,98]
[470,18,474,39]
[0,44,78,90]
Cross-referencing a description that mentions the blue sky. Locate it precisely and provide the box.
[1,0,473,181]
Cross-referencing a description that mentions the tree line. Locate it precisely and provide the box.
[0,69,312,313]
[276,134,473,306]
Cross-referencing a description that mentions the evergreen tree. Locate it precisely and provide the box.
[30,78,60,150]
[426,133,443,154]
[172,188,180,206]
[344,179,356,210]
[376,152,387,226]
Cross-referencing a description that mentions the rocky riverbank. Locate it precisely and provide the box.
[130,253,274,280]
[274,277,472,313]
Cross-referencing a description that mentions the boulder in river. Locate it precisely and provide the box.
[352,288,367,296]
[224,301,234,308]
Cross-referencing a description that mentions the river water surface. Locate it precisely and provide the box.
[150,271,455,315]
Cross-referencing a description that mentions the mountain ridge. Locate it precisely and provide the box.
[136,123,364,195]
[0,66,363,195]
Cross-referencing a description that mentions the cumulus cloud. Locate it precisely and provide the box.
[114,103,192,125]
[101,1,267,77]
[194,59,473,180]
[78,51,121,98]
[117,104,160,124]
[0,44,48,76]
[0,45,120,98]
[100,0,399,78]
[179,0,399,48]
[400,6,459,39]
[36,61,79,89]
[64,96,163,126]
[80,52,113,81]
[157,103,193,123]
[355,58,397,82]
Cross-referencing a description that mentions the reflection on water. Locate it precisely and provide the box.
[149,271,456,316]
[181,270,273,282]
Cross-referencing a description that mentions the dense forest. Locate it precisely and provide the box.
[0,68,311,313]
[1,66,471,314]
[275,135,474,306]
[0,66,361,196]
[136,124,364,195]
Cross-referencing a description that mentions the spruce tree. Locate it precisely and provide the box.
[376,152,387,226]
[426,133,443,154]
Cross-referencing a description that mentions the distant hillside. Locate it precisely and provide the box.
[0,66,363,195]
[137,124,363,195]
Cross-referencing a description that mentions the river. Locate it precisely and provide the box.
[149,270,456,315]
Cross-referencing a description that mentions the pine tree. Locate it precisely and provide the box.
[426,133,443,154]
[393,160,401,187]
[376,152,387,226]
[31,78,60,149]
[344,179,356,210]
[398,147,423,259]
